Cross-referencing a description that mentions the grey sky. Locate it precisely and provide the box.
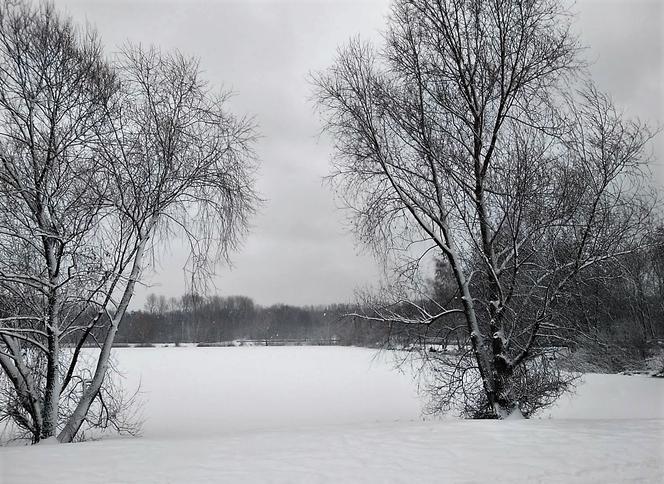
[54,0,663,308]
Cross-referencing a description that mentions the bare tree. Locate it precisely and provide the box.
[58,45,259,443]
[145,293,159,314]
[0,0,121,442]
[314,0,658,418]
[0,0,258,443]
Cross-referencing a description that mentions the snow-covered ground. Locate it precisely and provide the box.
[1,346,663,483]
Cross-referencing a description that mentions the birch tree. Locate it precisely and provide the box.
[0,0,258,443]
[0,0,121,441]
[314,0,658,418]
[59,44,258,443]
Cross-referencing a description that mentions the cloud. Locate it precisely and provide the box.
[55,0,663,308]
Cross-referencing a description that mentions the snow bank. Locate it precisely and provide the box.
[3,419,662,483]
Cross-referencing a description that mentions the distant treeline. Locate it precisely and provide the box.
[117,295,393,346]
[118,242,664,353]
[117,242,664,366]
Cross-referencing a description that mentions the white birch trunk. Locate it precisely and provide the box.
[58,221,154,443]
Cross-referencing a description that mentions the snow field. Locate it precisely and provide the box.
[1,346,663,483]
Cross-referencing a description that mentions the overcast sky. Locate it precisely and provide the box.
[53,0,663,309]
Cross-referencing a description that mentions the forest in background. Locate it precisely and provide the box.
[121,295,380,346]
[121,246,664,374]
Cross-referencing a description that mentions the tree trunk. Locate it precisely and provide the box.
[41,331,61,440]
[58,224,154,443]
[41,288,63,440]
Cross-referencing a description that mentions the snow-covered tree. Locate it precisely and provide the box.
[313,0,659,418]
[0,1,258,443]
